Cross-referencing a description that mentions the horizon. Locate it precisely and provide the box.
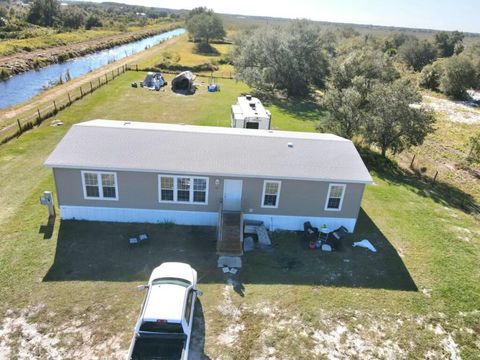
[81,0,480,34]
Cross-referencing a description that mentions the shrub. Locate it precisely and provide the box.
[439,56,477,99]
[419,63,442,91]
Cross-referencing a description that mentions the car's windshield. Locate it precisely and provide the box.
[151,277,190,287]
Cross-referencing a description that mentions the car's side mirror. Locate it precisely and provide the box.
[195,289,203,296]
[136,284,149,291]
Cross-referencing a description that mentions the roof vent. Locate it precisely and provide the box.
[287,142,294,148]
[246,94,252,100]
[249,102,256,109]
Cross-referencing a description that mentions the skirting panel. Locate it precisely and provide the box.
[60,206,357,232]
[59,205,218,226]
[242,213,357,232]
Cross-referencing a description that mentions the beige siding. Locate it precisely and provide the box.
[53,168,365,219]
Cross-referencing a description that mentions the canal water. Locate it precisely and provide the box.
[0,28,185,109]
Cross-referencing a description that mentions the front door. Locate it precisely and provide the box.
[223,179,243,211]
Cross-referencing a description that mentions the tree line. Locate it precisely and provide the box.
[232,20,480,158]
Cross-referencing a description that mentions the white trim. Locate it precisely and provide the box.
[324,183,346,212]
[48,165,373,185]
[243,213,357,233]
[59,205,218,225]
[261,180,281,209]
[158,175,209,205]
[81,170,119,201]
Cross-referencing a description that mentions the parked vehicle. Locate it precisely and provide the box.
[127,262,201,360]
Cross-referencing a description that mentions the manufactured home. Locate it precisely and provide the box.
[231,95,271,130]
[45,120,372,233]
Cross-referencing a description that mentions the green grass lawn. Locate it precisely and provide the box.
[0,71,479,358]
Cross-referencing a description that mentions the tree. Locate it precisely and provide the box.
[364,80,435,156]
[435,31,464,57]
[233,20,330,96]
[439,56,477,99]
[61,6,85,29]
[329,48,399,90]
[27,0,60,27]
[322,87,364,139]
[186,7,225,44]
[466,133,480,164]
[85,14,102,30]
[398,38,437,71]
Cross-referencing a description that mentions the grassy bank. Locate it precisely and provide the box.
[0,71,479,358]
[0,21,179,57]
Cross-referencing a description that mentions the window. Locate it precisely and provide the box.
[158,175,208,204]
[184,290,194,323]
[261,180,281,208]
[325,184,346,211]
[193,178,207,203]
[81,171,118,200]
[160,176,174,201]
[177,177,191,202]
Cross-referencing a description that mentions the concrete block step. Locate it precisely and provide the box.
[217,256,242,268]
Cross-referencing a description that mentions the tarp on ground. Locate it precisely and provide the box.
[171,71,196,94]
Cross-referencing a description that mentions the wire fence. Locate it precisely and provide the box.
[0,64,129,145]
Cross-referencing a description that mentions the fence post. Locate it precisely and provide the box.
[432,171,438,184]
[53,100,57,112]
[37,108,41,121]
[98,78,101,87]
[80,87,83,98]
[90,81,93,93]
[410,154,416,169]
[17,119,22,132]
[112,70,115,79]
[105,74,108,83]
[68,92,72,105]
[136,64,138,71]
[117,68,120,76]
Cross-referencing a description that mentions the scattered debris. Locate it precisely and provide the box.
[353,239,377,252]
[256,224,271,246]
[243,236,255,252]
[222,267,230,273]
[321,243,332,252]
[50,120,63,127]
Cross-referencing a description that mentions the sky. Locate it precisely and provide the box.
[85,0,480,33]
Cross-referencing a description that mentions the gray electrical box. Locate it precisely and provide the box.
[40,191,55,217]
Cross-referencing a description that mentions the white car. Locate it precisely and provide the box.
[127,262,201,360]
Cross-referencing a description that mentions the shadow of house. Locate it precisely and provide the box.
[44,210,416,292]
[44,221,223,283]
[240,209,417,291]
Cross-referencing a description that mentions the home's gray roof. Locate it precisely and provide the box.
[44,120,373,184]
